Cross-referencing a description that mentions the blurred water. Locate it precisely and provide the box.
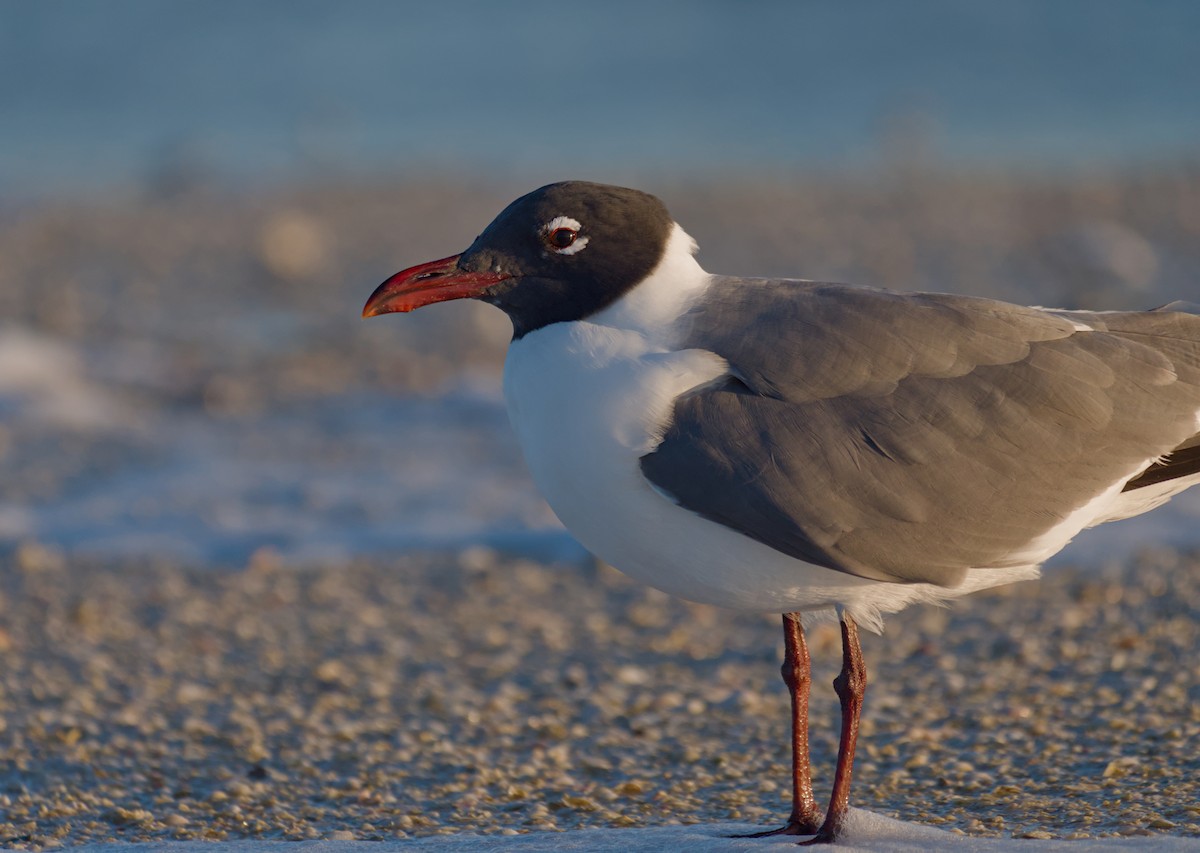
[3,1,1200,198]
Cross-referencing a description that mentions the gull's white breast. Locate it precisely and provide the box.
[499,223,1045,629]
[501,318,1038,629]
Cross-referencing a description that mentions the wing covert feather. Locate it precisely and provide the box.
[641,281,1200,585]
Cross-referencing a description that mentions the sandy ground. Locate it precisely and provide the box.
[3,168,1200,847]
[1,545,1198,847]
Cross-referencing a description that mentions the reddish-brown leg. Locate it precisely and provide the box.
[802,612,867,845]
[734,612,822,837]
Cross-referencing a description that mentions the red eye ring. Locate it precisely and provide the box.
[547,227,577,249]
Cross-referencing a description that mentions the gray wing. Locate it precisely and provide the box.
[640,280,1200,586]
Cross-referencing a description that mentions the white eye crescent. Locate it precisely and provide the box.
[542,215,590,255]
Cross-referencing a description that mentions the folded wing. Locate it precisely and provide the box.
[641,281,1200,586]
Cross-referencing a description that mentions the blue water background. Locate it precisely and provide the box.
[3,0,1200,198]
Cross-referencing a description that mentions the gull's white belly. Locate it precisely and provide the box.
[502,321,1030,629]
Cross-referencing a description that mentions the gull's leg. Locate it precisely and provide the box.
[734,612,822,837]
[802,611,866,845]
[780,612,822,833]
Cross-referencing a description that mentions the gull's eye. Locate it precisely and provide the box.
[541,215,590,256]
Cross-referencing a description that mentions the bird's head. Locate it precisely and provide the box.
[362,181,673,338]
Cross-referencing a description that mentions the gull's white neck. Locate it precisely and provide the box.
[587,223,710,339]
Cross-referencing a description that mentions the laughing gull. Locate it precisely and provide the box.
[363,181,1200,843]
